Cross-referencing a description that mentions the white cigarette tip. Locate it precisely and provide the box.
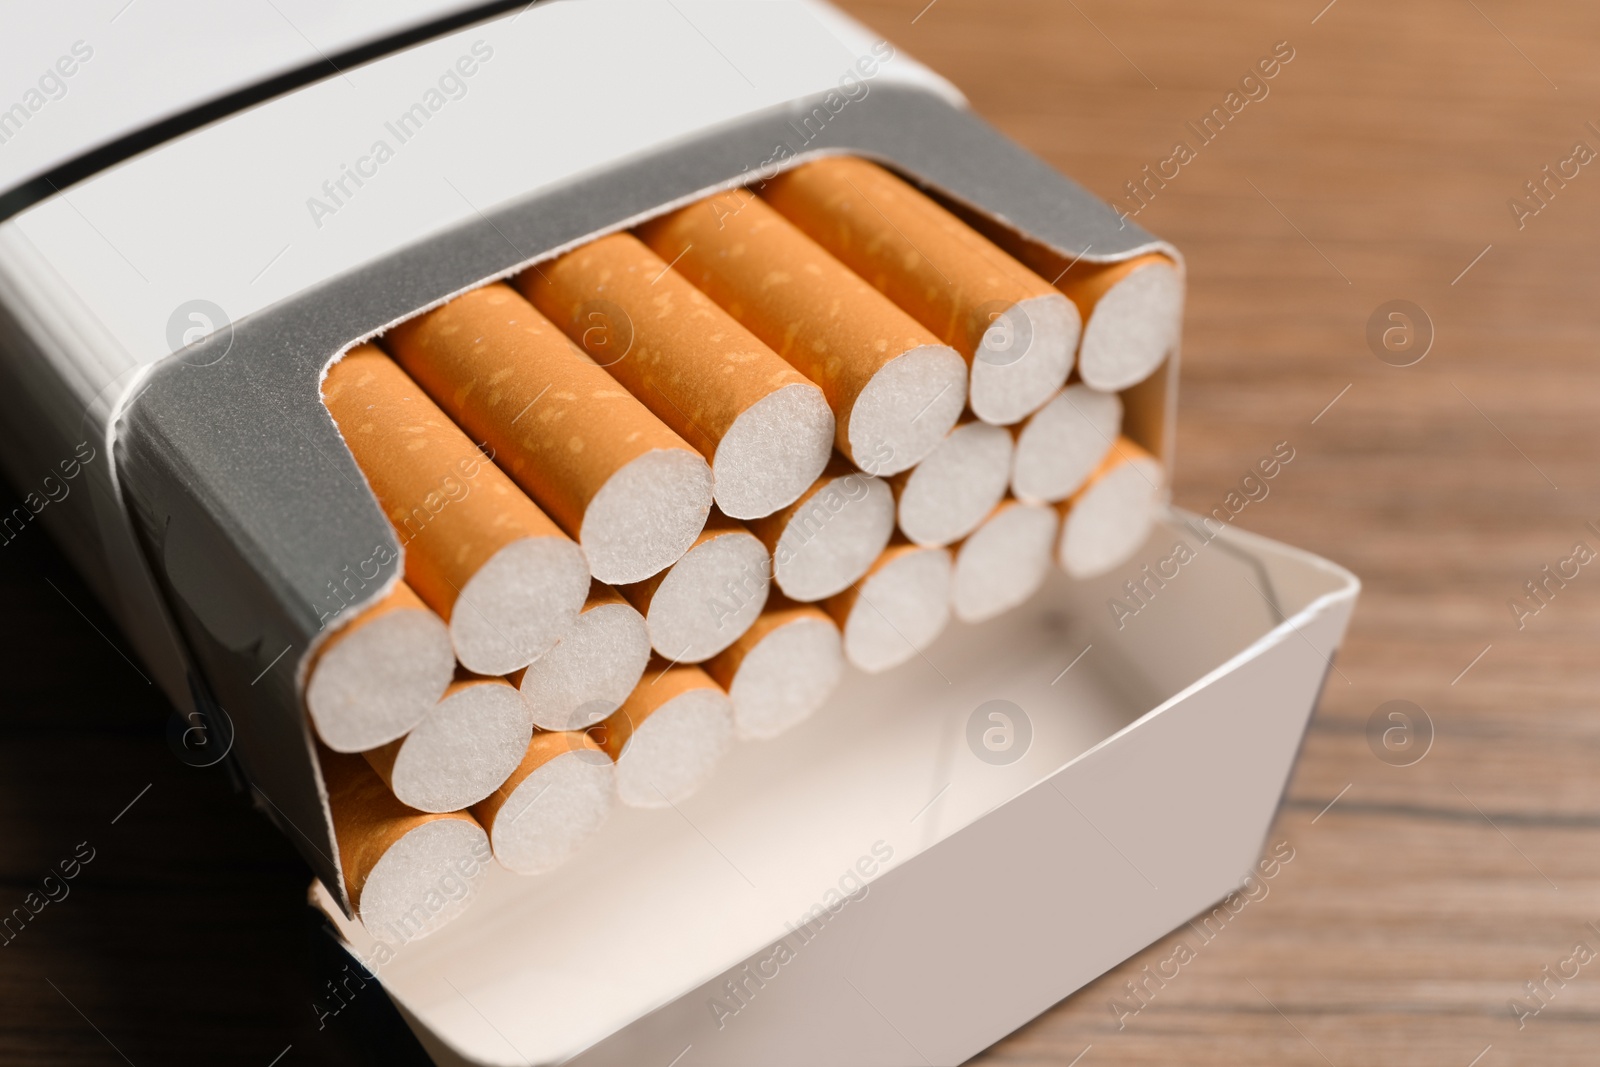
[490,751,616,875]
[715,382,835,519]
[614,687,734,808]
[582,448,715,585]
[451,536,591,675]
[357,817,489,943]
[1012,385,1123,505]
[774,474,895,602]
[645,530,770,662]
[898,421,1013,547]
[386,682,532,813]
[307,606,455,753]
[1059,456,1164,579]
[1078,260,1183,392]
[730,616,844,740]
[843,548,953,673]
[954,503,1059,624]
[848,344,967,475]
[968,293,1079,426]
[519,601,650,731]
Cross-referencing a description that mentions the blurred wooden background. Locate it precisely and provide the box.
[5,1,1600,1064]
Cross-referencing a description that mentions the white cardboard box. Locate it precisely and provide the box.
[0,3,1358,1063]
[314,513,1356,1066]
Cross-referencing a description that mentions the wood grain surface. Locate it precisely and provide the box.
[4,2,1600,1064]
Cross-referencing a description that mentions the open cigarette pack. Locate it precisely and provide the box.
[0,3,1358,1064]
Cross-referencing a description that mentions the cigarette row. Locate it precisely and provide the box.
[317,437,1164,937]
[310,425,1161,933]
[317,593,848,935]
[308,156,1178,937]
[310,343,844,820]
[827,432,1164,674]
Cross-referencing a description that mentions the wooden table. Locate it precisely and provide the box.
[4,1,1599,1063]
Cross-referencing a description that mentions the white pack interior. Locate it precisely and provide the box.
[842,547,953,673]
[728,614,845,741]
[450,536,590,676]
[966,293,1079,425]
[714,382,836,520]
[1011,384,1123,505]
[318,516,1353,1067]
[517,601,650,731]
[386,683,533,814]
[645,530,771,662]
[614,687,735,808]
[846,344,968,476]
[1076,260,1184,393]
[952,503,1059,624]
[306,600,455,753]
[772,475,895,602]
[579,447,715,584]
[897,420,1013,546]
[1059,453,1164,579]
[488,750,617,876]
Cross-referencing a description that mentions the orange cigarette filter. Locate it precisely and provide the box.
[592,658,734,808]
[508,580,650,732]
[320,747,490,940]
[322,345,589,676]
[704,594,819,693]
[824,539,952,674]
[471,730,615,875]
[745,452,895,602]
[1054,437,1164,579]
[1009,383,1122,505]
[383,285,713,585]
[304,579,455,754]
[951,497,1059,624]
[520,232,834,520]
[887,416,1013,547]
[1054,253,1183,392]
[636,192,966,477]
[361,674,532,814]
[618,509,770,663]
[760,156,1078,426]
[703,594,844,740]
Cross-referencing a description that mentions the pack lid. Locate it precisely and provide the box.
[0,0,507,214]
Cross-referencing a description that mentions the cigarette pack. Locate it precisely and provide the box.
[0,3,1358,1064]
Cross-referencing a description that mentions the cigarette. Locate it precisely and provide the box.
[382,285,714,585]
[761,157,1078,426]
[304,580,455,753]
[519,233,835,520]
[1011,384,1123,504]
[704,595,843,740]
[1055,254,1183,392]
[319,746,490,941]
[636,192,967,476]
[470,731,615,875]
[890,418,1012,547]
[1055,438,1164,579]
[322,345,590,675]
[362,674,533,814]
[825,542,952,673]
[511,582,650,732]
[951,499,1059,624]
[592,660,734,808]
[619,511,770,663]
[746,453,895,602]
